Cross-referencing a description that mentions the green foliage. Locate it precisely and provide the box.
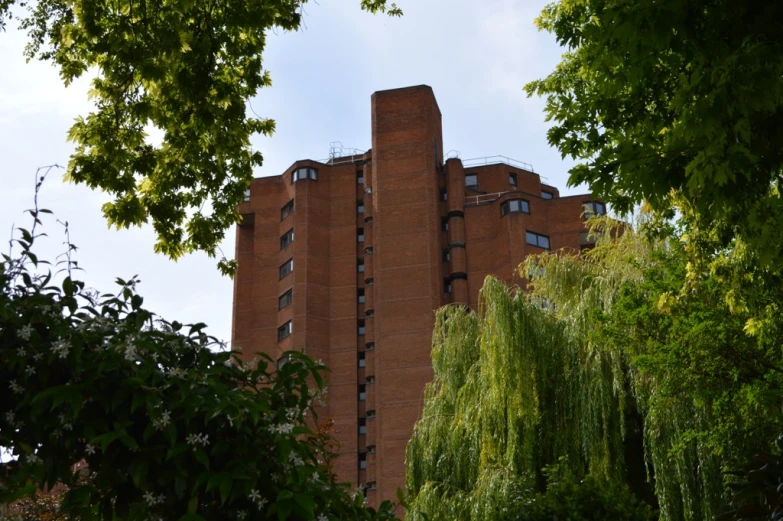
[526,0,783,268]
[0,202,398,521]
[0,0,400,274]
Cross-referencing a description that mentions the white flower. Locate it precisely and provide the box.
[5,412,15,424]
[25,454,41,465]
[186,433,209,447]
[85,444,96,456]
[236,511,247,520]
[144,491,156,506]
[25,366,36,376]
[63,422,73,431]
[248,489,262,503]
[9,380,23,394]
[33,352,43,362]
[289,452,304,467]
[256,498,268,510]
[51,339,71,359]
[317,514,328,521]
[124,343,137,361]
[153,411,171,430]
[18,325,33,341]
[17,346,26,357]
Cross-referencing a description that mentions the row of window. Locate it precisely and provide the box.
[290,167,367,185]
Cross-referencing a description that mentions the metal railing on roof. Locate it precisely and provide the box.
[322,141,368,165]
[464,191,515,207]
[461,155,535,173]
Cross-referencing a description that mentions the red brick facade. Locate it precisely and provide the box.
[231,85,600,505]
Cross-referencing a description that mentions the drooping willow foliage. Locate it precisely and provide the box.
[406,217,783,521]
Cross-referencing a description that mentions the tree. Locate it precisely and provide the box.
[0,0,400,275]
[525,0,783,268]
[0,195,399,521]
[405,217,783,521]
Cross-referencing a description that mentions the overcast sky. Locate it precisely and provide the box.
[0,0,582,344]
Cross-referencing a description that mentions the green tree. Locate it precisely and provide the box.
[525,0,783,267]
[0,0,400,275]
[0,195,398,521]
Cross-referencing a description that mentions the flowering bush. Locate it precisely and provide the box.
[0,198,397,521]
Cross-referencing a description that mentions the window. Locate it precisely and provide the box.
[358,288,365,304]
[365,278,374,286]
[541,190,554,200]
[365,309,374,318]
[584,201,607,218]
[465,174,478,188]
[500,199,530,216]
[278,289,293,310]
[359,417,367,435]
[444,278,452,294]
[365,342,375,351]
[358,260,365,273]
[358,228,364,242]
[280,200,294,220]
[358,320,366,336]
[442,248,450,262]
[366,409,376,418]
[367,445,376,454]
[440,188,448,201]
[279,258,293,280]
[359,384,366,401]
[364,247,373,255]
[526,231,550,250]
[358,202,365,214]
[276,353,292,370]
[509,173,518,186]
[441,218,449,232]
[366,375,375,383]
[358,351,366,368]
[357,171,364,185]
[359,452,367,470]
[280,228,294,250]
[277,321,292,342]
[243,189,251,202]
[292,167,318,182]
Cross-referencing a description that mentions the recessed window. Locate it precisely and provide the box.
[365,278,374,286]
[278,289,293,310]
[292,167,318,183]
[365,309,374,318]
[276,353,292,370]
[280,228,294,250]
[500,199,530,217]
[279,258,293,280]
[358,320,366,336]
[358,288,365,304]
[364,247,374,255]
[442,248,450,262]
[526,231,550,250]
[440,188,448,201]
[541,190,554,200]
[358,228,365,242]
[281,200,294,220]
[358,202,365,214]
[359,417,367,435]
[357,171,364,185]
[366,409,376,418]
[465,174,478,188]
[359,384,366,401]
[358,260,365,273]
[277,321,292,342]
[359,452,367,470]
[365,342,375,351]
[366,375,375,383]
[509,173,518,186]
[584,201,607,218]
[367,445,376,454]
[441,218,449,232]
[444,278,452,294]
[243,189,251,202]
[358,351,366,368]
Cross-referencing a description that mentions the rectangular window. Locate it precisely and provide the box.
[359,417,367,435]
[279,258,293,280]
[358,228,364,242]
[441,218,449,232]
[358,351,366,368]
[359,452,367,470]
[358,202,365,214]
[292,167,318,183]
[278,289,293,310]
[525,231,551,250]
[500,199,530,216]
[277,321,292,342]
[584,201,607,218]
[509,173,518,186]
[243,189,251,202]
[280,228,294,250]
[465,174,478,187]
[357,171,364,185]
[358,320,366,336]
[281,200,294,220]
[359,384,366,401]
[444,278,452,294]
[541,190,554,200]
[358,260,365,273]
[358,288,365,304]
[442,248,450,262]
[440,188,448,201]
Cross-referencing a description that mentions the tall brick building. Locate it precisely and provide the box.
[232,85,603,504]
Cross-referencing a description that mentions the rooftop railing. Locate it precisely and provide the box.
[461,155,535,173]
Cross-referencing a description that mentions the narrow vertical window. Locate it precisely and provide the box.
[358,288,366,304]
[509,172,518,186]
[358,351,366,368]
[280,200,294,220]
[278,289,293,310]
[465,174,478,187]
[357,171,364,185]
[358,228,365,242]
[277,321,292,342]
[279,258,294,279]
[358,320,366,336]
[280,228,294,250]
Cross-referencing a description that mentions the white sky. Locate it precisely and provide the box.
[0,0,583,344]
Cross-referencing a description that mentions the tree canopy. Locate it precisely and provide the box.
[526,0,783,267]
[0,0,400,275]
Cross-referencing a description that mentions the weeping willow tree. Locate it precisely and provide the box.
[406,216,783,521]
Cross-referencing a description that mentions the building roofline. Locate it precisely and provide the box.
[371,85,441,117]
